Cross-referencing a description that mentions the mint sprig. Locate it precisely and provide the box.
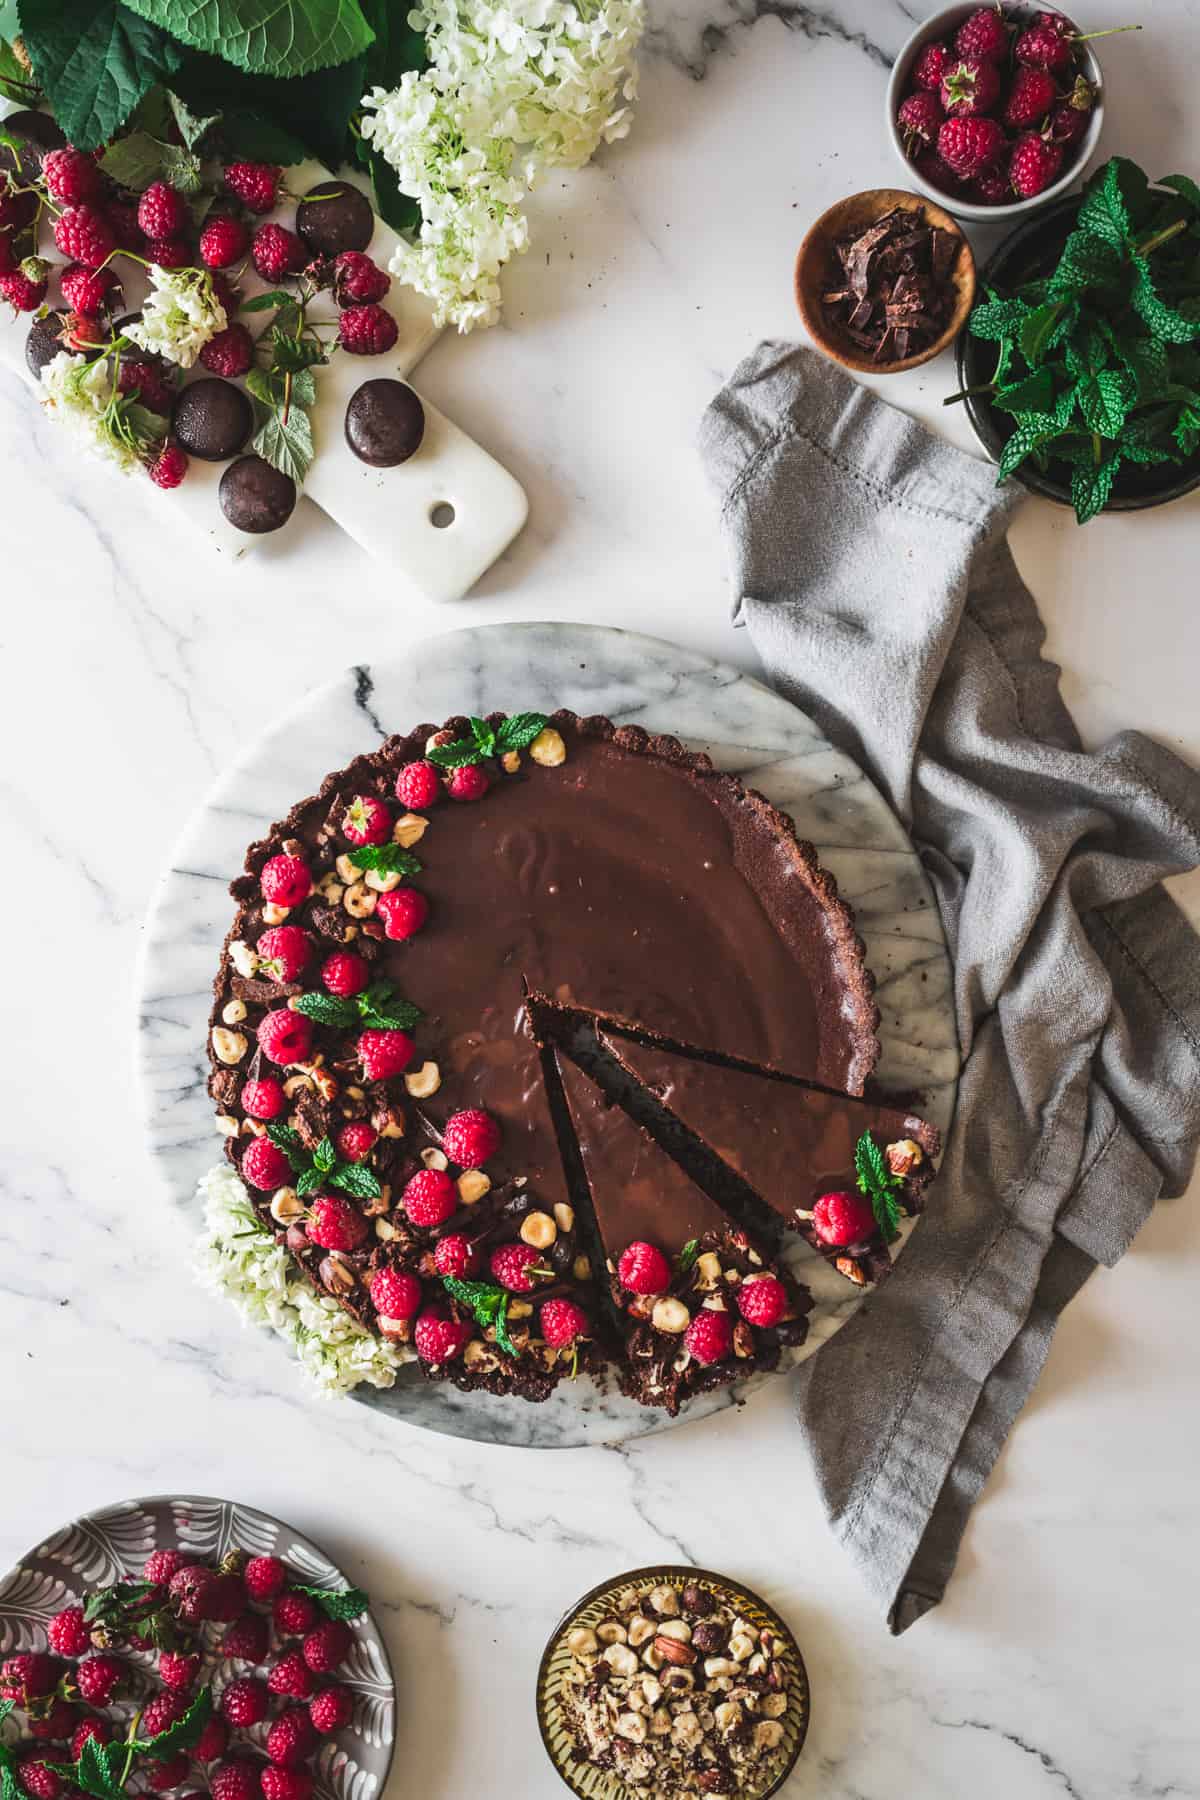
[266,1123,382,1202]
[426,712,549,770]
[854,1132,904,1245]
[340,844,422,877]
[47,1686,214,1800]
[292,977,422,1034]
[295,1583,369,1622]
[130,1686,213,1759]
[441,1274,516,1357]
[675,1238,699,1276]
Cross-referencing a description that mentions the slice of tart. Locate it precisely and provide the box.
[553,1051,811,1414]
[600,1031,940,1286]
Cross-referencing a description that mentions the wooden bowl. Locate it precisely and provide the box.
[794,188,976,376]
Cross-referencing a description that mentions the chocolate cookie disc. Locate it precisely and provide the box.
[295,179,374,257]
[0,110,65,179]
[26,311,68,378]
[172,379,252,462]
[220,456,296,534]
[344,380,425,467]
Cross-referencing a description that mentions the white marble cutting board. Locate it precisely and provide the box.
[136,622,959,1447]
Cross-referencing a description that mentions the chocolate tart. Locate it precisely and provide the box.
[207,712,868,1406]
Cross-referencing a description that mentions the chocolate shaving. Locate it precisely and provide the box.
[821,205,958,363]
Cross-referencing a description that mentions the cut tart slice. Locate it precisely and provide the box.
[601,1031,940,1286]
[552,1051,811,1414]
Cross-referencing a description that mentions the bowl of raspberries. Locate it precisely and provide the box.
[887,5,1120,219]
[0,1497,393,1800]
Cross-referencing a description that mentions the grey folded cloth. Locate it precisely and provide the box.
[700,342,1200,1633]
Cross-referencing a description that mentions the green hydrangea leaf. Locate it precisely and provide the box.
[119,0,374,79]
[19,0,182,148]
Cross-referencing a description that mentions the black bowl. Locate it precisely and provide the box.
[956,197,1200,513]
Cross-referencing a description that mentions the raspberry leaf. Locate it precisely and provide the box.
[295,1583,370,1621]
[495,712,549,752]
[66,1735,127,1800]
[328,1161,381,1200]
[19,0,182,148]
[252,401,314,485]
[441,1275,516,1356]
[854,1132,904,1244]
[343,843,421,875]
[292,992,360,1028]
[242,291,295,314]
[131,1684,213,1757]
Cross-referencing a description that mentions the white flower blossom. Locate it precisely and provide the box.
[195,1164,412,1397]
[39,351,141,471]
[125,265,227,368]
[361,0,643,330]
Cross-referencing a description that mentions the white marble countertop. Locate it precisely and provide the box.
[4,3,1199,1795]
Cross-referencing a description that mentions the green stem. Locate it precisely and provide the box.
[1092,431,1102,466]
[119,1710,143,1786]
[943,382,996,407]
[1134,218,1188,259]
[1073,23,1142,41]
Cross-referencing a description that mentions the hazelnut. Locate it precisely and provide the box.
[663,1667,694,1694]
[572,1254,592,1281]
[211,1027,248,1065]
[647,1585,680,1618]
[651,1296,690,1334]
[886,1136,924,1177]
[703,1658,741,1680]
[269,1187,304,1225]
[640,1676,662,1706]
[319,1254,357,1296]
[761,1693,788,1719]
[425,730,453,754]
[374,1217,398,1241]
[653,1636,695,1667]
[596,1620,627,1645]
[421,1147,449,1172]
[462,1339,499,1371]
[641,1644,665,1671]
[626,1615,656,1647]
[728,1631,755,1663]
[282,1074,313,1099]
[681,1583,714,1618]
[228,940,259,978]
[835,1255,868,1286]
[732,1320,756,1359]
[519,1210,557,1250]
[404,1060,441,1098]
[457,1169,491,1205]
[648,1707,671,1737]
[670,1712,702,1751]
[393,812,428,847]
[500,749,520,774]
[364,866,402,894]
[553,1201,575,1234]
[314,871,344,904]
[335,853,362,883]
[714,1700,742,1735]
[615,1712,646,1744]
[656,1618,691,1643]
[753,1720,784,1752]
[260,902,290,926]
[507,1299,533,1320]
[343,880,376,918]
[376,1106,405,1140]
[215,1114,238,1138]
[602,1644,638,1679]
[221,998,248,1026]
[529,726,566,767]
[377,1315,413,1343]
[694,1250,722,1290]
[565,1627,598,1657]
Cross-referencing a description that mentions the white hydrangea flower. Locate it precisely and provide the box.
[195,1164,412,1396]
[125,266,228,368]
[361,0,643,330]
[39,351,141,472]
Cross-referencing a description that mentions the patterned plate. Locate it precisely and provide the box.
[0,1495,394,1800]
[536,1565,810,1798]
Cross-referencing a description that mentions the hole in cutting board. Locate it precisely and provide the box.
[429,501,455,529]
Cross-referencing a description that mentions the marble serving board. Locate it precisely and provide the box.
[137,622,959,1448]
[0,106,528,600]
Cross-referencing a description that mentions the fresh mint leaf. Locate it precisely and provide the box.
[1160,173,1200,216]
[1071,450,1121,525]
[296,1583,369,1621]
[0,1699,13,1727]
[329,1161,381,1200]
[495,712,549,752]
[133,1685,213,1758]
[295,1168,324,1197]
[854,1132,903,1245]
[20,0,182,147]
[313,1136,337,1173]
[292,992,360,1028]
[469,717,497,756]
[358,981,421,1031]
[1131,256,1200,344]
[1173,397,1200,455]
[675,1238,699,1275]
[992,370,1055,415]
[969,293,1033,341]
[1049,229,1124,299]
[1077,368,1133,437]
[265,1119,307,1167]
[997,412,1060,480]
[1019,300,1069,367]
[1078,157,1132,249]
[252,401,314,484]
[342,844,421,876]
[425,737,483,771]
[120,0,374,80]
[442,1276,516,1357]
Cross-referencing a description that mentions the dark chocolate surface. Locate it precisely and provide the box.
[296,179,374,257]
[173,378,252,461]
[345,379,425,467]
[220,455,297,534]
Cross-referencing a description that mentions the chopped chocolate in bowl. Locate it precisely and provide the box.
[823,204,959,363]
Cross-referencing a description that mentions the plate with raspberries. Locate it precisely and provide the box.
[0,1495,394,1800]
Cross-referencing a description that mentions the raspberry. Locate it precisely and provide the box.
[937,114,1005,177]
[200,216,249,270]
[375,887,429,941]
[401,1168,457,1229]
[47,1607,90,1656]
[301,1620,351,1675]
[910,39,949,89]
[210,1759,264,1800]
[0,268,47,311]
[222,1614,269,1663]
[442,1108,501,1167]
[321,951,369,997]
[342,794,391,846]
[1009,130,1064,197]
[433,1234,477,1278]
[265,1708,315,1768]
[42,146,101,204]
[940,54,1002,116]
[540,1297,588,1348]
[18,1756,63,1800]
[308,1685,352,1734]
[194,1718,230,1765]
[683,1308,732,1365]
[106,199,143,251]
[617,1241,671,1296]
[1049,97,1091,145]
[257,1009,314,1067]
[1,1653,58,1703]
[489,1242,546,1293]
[71,1719,112,1758]
[224,163,282,213]
[252,223,305,282]
[138,181,189,240]
[972,165,1012,204]
[337,304,398,356]
[413,1310,473,1364]
[913,150,964,193]
[267,1652,314,1700]
[120,359,174,416]
[242,1077,286,1120]
[273,1592,318,1637]
[200,323,254,378]
[1014,21,1073,70]
[394,761,441,809]
[139,1693,188,1739]
[208,1568,247,1617]
[0,236,14,276]
[336,1121,376,1162]
[145,239,191,269]
[243,1556,289,1604]
[159,1651,200,1693]
[28,1702,79,1743]
[0,175,34,232]
[445,763,489,803]
[145,1754,191,1792]
[240,1135,294,1192]
[811,1189,877,1247]
[169,1564,221,1625]
[145,1549,189,1586]
[736,1274,789,1328]
[369,1266,423,1319]
[1004,65,1057,128]
[332,251,389,306]
[257,924,312,982]
[221,1677,268,1727]
[59,262,115,317]
[59,308,105,354]
[261,854,311,906]
[307,1194,368,1252]
[357,1028,414,1082]
[954,6,1010,60]
[75,1653,126,1706]
[897,91,943,151]
[261,1770,311,1800]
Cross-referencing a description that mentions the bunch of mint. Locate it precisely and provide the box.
[950,157,1200,523]
[854,1133,906,1245]
[425,714,549,772]
[266,1121,382,1201]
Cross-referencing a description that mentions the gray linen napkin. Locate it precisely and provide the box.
[700,342,1200,1633]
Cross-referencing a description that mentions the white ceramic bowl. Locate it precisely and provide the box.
[885,4,1105,223]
